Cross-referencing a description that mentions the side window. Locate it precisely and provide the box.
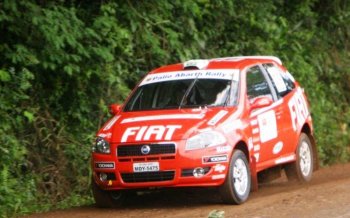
[263,63,295,98]
[246,66,273,103]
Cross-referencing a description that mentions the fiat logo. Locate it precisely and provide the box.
[141,145,151,155]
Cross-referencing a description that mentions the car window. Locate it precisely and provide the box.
[263,63,295,98]
[186,79,232,106]
[124,79,236,111]
[246,66,273,103]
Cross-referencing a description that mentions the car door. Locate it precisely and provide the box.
[262,63,300,156]
[245,65,285,167]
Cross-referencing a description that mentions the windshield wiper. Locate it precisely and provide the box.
[179,77,198,109]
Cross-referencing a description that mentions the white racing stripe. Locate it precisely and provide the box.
[250,98,284,117]
[220,109,242,133]
[103,115,120,131]
[275,154,296,164]
[208,110,228,126]
[121,114,205,123]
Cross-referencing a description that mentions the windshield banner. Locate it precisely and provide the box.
[140,69,239,86]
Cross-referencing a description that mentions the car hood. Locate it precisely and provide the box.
[97,107,235,143]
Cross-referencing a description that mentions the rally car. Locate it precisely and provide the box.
[91,56,318,207]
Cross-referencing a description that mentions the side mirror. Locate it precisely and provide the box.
[109,104,121,115]
[250,96,273,111]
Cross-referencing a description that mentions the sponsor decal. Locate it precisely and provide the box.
[203,155,228,164]
[248,137,254,151]
[258,110,277,143]
[275,154,296,164]
[103,116,120,131]
[254,153,260,162]
[254,144,260,152]
[212,174,226,180]
[250,119,258,126]
[273,141,283,154]
[288,88,309,131]
[213,164,226,173]
[208,110,228,126]
[252,128,259,134]
[139,69,239,86]
[121,114,204,123]
[216,145,231,153]
[95,162,115,169]
[252,136,260,144]
[121,125,182,143]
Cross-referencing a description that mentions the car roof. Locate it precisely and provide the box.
[150,56,283,74]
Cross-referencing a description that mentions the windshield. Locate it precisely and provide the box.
[124,70,239,112]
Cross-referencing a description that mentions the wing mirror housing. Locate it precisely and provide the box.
[250,97,273,111]
[109,104,121,115]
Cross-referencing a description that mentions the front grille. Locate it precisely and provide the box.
[121,171,175,183]
[118,156,175,162]
[117,143,176,157]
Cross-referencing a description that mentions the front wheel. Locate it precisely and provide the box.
[219,149,251,204]
[285,133,314,182]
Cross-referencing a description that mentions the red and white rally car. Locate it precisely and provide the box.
[91,56,318,206]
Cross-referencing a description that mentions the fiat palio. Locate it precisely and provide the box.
[91,56,318,207]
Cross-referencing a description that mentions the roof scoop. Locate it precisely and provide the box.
[183,59,209,70]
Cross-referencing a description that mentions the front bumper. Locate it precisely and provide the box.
[92,140,232,190]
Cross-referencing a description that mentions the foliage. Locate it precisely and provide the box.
[0,0,349,216]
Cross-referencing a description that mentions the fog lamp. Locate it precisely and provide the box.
[99,172,108,182]
[193,167,205,178]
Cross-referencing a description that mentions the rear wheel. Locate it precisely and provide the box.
[285,133,313,182]
[220,149,251,204]
[92,178,126,208]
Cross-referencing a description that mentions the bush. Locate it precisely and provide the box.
[0,0,349,216]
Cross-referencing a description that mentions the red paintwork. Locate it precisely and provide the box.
[92,57,314,191]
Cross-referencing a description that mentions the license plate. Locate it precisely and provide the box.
[133,162,159,172]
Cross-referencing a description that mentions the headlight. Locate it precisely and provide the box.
[185,131,226,151]
[92,137,111,154]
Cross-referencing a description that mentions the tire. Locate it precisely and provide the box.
[219,149,251,204]
[285,133,313,182]
[92,178,125,208]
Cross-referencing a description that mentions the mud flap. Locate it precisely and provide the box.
[310,134,320,171]
[250,155,258,191]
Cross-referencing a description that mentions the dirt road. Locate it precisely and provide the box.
[25,163,350,218]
